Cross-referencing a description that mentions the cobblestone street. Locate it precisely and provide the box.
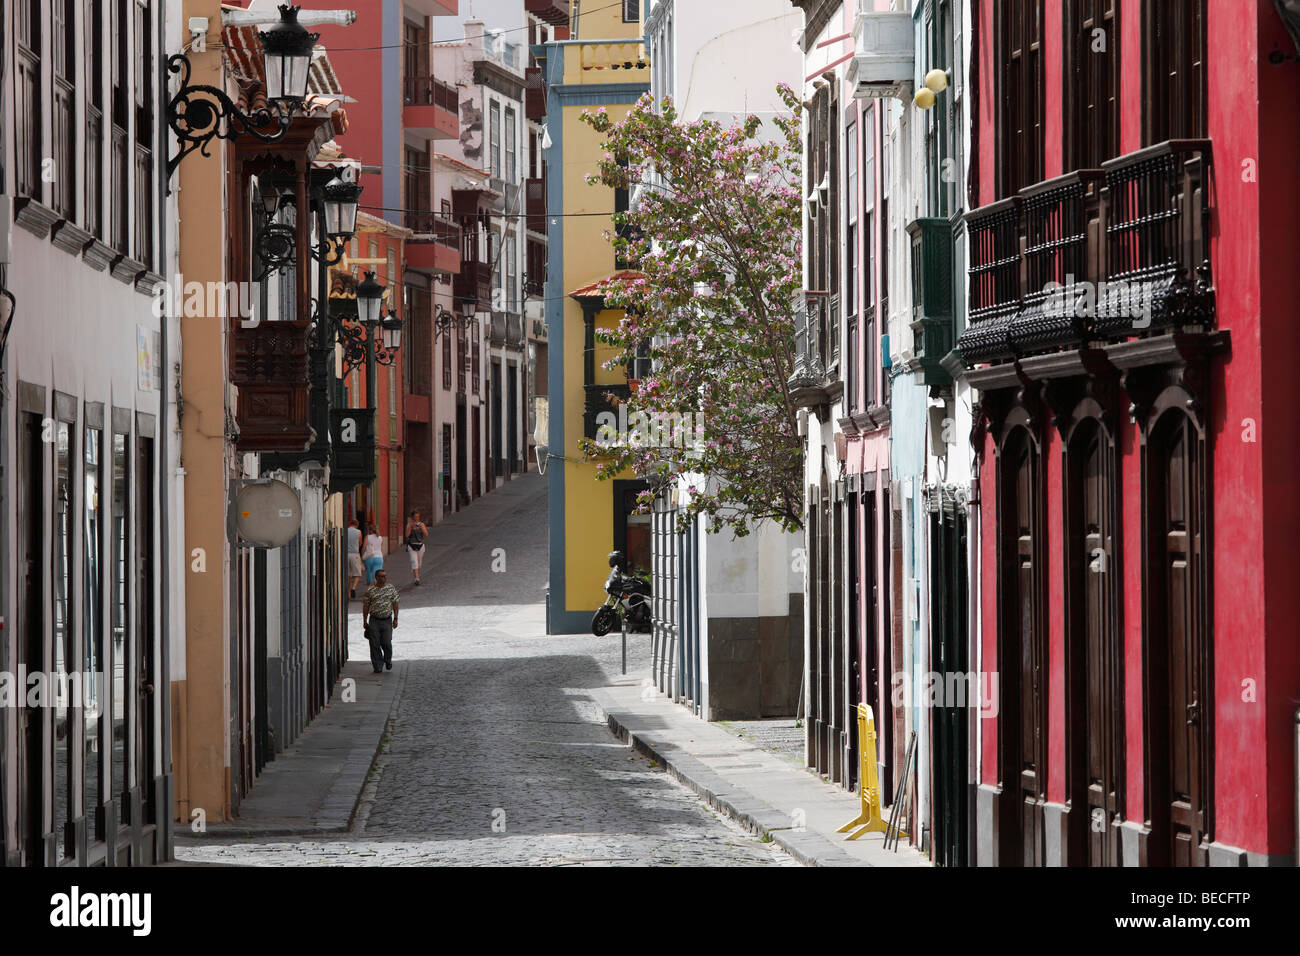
[176,474,794,866]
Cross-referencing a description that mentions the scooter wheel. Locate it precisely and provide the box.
[591,606,617,637]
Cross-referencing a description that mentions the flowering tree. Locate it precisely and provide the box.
[578,87,803,536]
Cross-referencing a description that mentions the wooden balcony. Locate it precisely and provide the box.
[958,140,1213,368]
[403,75,459,140]
[526,176,547,233]
[454,259,492,311]
[406,213,461,275]
[233,321,315,452]
[526,67,547,123]
[526,0,570,27]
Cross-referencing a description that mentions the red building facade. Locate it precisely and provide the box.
[963,0,1300,866]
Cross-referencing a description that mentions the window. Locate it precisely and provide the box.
[472,332,481,395]
[863,108,876,408]
[110,0,130,251]
[1143,0,1206,143]
[623,0,641,23]
[457,327,466,392]
[111,432,128,814]
[389,458,399,528]
[86,0,105,236]
[388,365,398,441]
[53,0,77,219]
[926,0,957,216]
[505,107,517,182]
[14,0,42,199]
[1066,0,1118,170]
[84,424,105,843]
[506,235,518,313]
[443,323,453,390]
[880,115,890,405]
[54,419,75,859]
[997,0,1045,197]
[490,101,502,178]
[846,118,857,317]
[405,145,432,232]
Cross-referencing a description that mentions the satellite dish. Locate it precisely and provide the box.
[231,479,302,547]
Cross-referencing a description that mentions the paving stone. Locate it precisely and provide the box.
[176,474,794,868]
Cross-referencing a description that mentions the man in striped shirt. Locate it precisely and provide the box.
[362,570,400,673]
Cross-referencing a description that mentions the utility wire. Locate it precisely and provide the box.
[322,0,628,52]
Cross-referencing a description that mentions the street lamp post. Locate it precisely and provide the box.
[344,271,403,528]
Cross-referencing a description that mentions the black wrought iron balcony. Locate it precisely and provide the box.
[584,383,631,441]
[789,291,830,408]
[958,140,1214,369]
[1095,139,1213,335]
[955,197,1022,365]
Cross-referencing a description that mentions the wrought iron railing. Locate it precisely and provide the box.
[1096,139,1213,334]
[1009,169,1103,354]
[404,74,459,113]
[789,291,827,392]
[959,140,1214,367]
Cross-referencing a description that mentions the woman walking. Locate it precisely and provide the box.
[405,509,429,586]
[362,524,385,584]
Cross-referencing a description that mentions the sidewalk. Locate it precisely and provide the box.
[184,477,542,839]
[180,661,406,838]
[590,675,932,867]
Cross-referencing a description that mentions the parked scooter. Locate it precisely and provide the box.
[591,550,652,636]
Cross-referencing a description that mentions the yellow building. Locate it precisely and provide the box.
[536,12,650,632]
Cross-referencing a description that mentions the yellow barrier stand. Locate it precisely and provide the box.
[836,703,901,840]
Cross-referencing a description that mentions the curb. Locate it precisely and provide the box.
[599,706,865,867]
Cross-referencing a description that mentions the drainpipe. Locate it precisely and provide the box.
[155,8,173,861]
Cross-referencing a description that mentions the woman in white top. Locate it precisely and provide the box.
[362,526,385,584]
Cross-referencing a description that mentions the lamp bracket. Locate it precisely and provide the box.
[166,53,293,181]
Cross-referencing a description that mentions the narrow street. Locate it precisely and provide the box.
[176,474,794,866]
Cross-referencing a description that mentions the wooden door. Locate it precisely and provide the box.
[1002,428,1045,866]
[134,436,156,825]
[806,486,820,765]
[1067,424,1122,865]
[18,412,46,863]
[846,492,861,794]
[1151,414,1208,866]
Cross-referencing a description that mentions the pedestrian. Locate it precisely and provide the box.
[362,524,384,584]
[346,517,363,599]
[362,569,399,673]
[405,509,428,586]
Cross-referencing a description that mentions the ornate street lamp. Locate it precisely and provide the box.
[260,6,319,104]
[166,5,320,179]
[356,271,385,325]
[381,311,405,353]
[340,272,401,375]
[322,178,362,242]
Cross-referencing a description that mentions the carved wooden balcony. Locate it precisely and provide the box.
[958,141,1214,370]
[233,321,314,452]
